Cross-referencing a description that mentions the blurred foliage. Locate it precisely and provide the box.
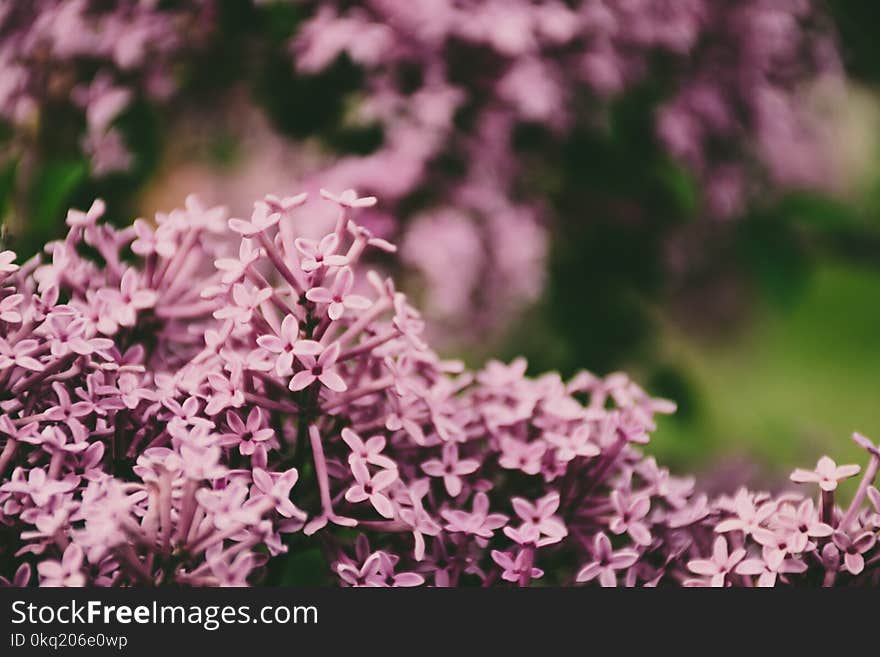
[653,260,880,484]
[827,0,880,82]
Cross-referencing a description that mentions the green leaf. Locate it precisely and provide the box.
[28,158,87,239]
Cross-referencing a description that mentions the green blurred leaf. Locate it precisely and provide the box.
[27,158,87,249]
[0,158,18,226]
[277,547,331,587]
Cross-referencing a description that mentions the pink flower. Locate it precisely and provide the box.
[498,437,546,475]
[0,338,44,372]
[576,533,639,587]
[790,456,860,492]
[0,294,23,323]
[345,460,398,519]
[687,536,746,587]
[341,428,396,469]
[735,546,808,587]
[131,219,175,258]
[112,268,157,326]
[305,267,372,320]
[397,480,441,561]
[205,373,245,415]
[320,188,377,208]
[252,467,306,520]
[714,488,776,537]
[44,381,93,428]
[608,491,652,546]
[544,426,600,463]
[1,467,78,506]
[263,193,309,215]
[219,408,275,456]
[214,239,263,285]
[66,199,105,228]
[775,498,832,552]
[228,202,281,236]
[37,543,86,587]
[0,251,19,275]
[213,284,272,325]
[294,234,347,272]
[256,315,322,377]
[289,342,347,392]
[832,531,876,576]
[421,442,480,497]
[336,552,386,587]
[491,549,544,583]
[506,491,567,547]
[441,492,508,539]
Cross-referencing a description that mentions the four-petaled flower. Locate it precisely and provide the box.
[0,468,77,507]
[498,437,546,475]
[0,338,44,372]
[214,284,272,325]
[790,456,860,491]
[252,468,306,521]
[687,536,746,587]
[294,234,347,272]
[289,342,347,392]
[608,491,652,546]
[345,460,398,519]
[714,489,776,538]
[306,267,372,320]
[491,549,544,583]
[421,442,480,497]
[256,315,321,377]
[219,408,275,456]
[831,531,876,575]
[441,493,508,539]
[341,428,396,469]
[506,491,567,547]
[0,294,23,323]
[775,498,832,552]
[576,533,639,587]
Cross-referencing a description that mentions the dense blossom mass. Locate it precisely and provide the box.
[0,1,843,338]
[292,0,842,332]
[0,0,211,174]
[0,192,877,587]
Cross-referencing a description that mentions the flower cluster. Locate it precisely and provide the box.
[1,2,843,343]
[0,189,702,587]
[291,0,841,332]
[1,191,877,588]
[683,433,880,587]
[0,0,212,174]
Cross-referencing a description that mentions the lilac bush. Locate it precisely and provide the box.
[0,0,212,175]
[291,0,842,333]
[1,1,845,343]
[0,190,876,587]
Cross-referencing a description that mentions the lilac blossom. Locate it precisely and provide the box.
[286,0,842,336]
[575,533,639,587]
[0,1,212,175]
[1,190,878,589]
